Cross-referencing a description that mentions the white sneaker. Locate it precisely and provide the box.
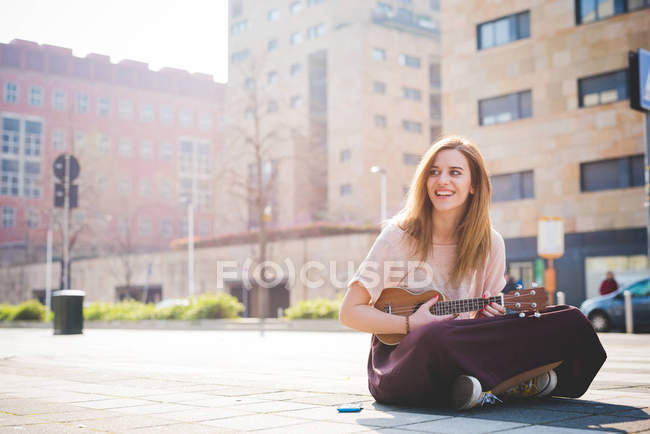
[503,369,558,399]
[451,375,502,410]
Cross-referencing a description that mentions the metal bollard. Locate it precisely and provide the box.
[556,291,565,305]
[624,290,633,334]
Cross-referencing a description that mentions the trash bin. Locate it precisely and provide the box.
[52,290,85,335]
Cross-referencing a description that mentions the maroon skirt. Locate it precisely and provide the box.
[367,305,607,408]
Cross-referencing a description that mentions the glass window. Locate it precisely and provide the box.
[29,86,43,107]
[402,119,422,133]
[403,153,421,165]
[119,176,131,194]
[1,159,19,196]
[430,94,441,120]
[161,218,173,237]
[290,95,302,108]
[308,0,325,5]
[140,140,153,159]
[98,135,110,153]
[290,63,302,76]
[180,110,192,127]
[160,107,173,125]
[231,50,249,64]
[199,112,212,130]
[579,69,628,108]
[479,90,532,125]
[119,100,133,120]
[290,32,303,45]
[138,215,152,235]
[139,177,152,196]
[478,11,530,50]
[231,20,249,35]
[268,101,279,113]
[290,1,303,14]
[373,81,386,94]
[430,0,440,10]
[374,115,387,128]
[140,104,154,122]
[160,142,172,160]
[4,82,18,104]
[53,90,66,110]
[376,2,393,14]
[268,39,278,52]
[2,207,14,228]
[576,0,627,24]
[52,129,65,150]
[492,170,535,201]
[399,54,421,68]
[76,93,88,113]
[340,184,352,196]
[97,97,110,116]
[268,9,280,21]
[307,23,327,39]
[373,48,386,61]
[267,70,279,84]
[119,138,132,157]
[581,155,644,192]
[24,121,42,156]
[340,149,351,161]
[402,87,422,101]
[2,117,20,154]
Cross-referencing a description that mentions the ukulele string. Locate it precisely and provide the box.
[384,300,539,315]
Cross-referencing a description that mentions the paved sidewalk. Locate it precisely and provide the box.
[1,328,649,433]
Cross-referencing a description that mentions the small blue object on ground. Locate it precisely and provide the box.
[337,407,363,412]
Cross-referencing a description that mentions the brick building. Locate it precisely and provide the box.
[0,39,225,268]
[441,1,649,303]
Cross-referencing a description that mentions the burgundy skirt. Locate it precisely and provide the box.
[367,305,607,408]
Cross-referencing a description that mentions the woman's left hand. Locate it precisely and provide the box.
[479,295,506,317]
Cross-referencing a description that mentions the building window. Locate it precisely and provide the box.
[2,117,20,154]
[52,90,66,110]
[290,32,304,45]
[290,1,303,14]
[231,50,249,64]
[402,87,422,101]
[479,90,532,126]
[23,161,41,197]
[118,217,129,236]
[231,20,249,35]
[374,115,387,128]
[576,0,648,24]
[2,207,14,228]
[26,209,39,229]
[231,0,242,18]
[97,97,110,116]
[491,170,534,202]
[340,149,351,161]
[119,176,131,195]
[403,153,421,165]
[376,2,393,14]
[160,107,173,125]
[581,155,644,192]
[24,121,42,156]
[478,11,530,50]
[140,104,154,122]
[160,179,173,200]
[429,63,441,88]
[399,54,421,68]
[373,48,386,61]
[267,70,279,85]
[4,82,18,103]
[268,101,279,113]
[76,93,88,113]
[268,39,278,52]
[244,77,255,89]
[160,142,172,160]
[119,100,133,120]
[430,0,440,10]
[199,112,212,130]
[52,129,65,150]
[290,63,302,76]
[307,23,327,39]
[373,81,386,94]
[98,135,110,153]
[138,215,151,236]
[119,138,132,157]
[430,94,441,120]
[161,218,173,237]
[139,177,152,197]
[180,110,192,127]
[74,131,85,148]
[308,0,325,5]
[402,119,422,133]
[268,9,280,21]
[290,95,302,108]
[340,183,353,196]
[578,69,628,108]
[1,159,19,196]
[140,140,153,160]
[198,220,210,236]
[29,86,43,107]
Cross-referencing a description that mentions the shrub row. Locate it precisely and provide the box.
[0,300,46,321]
[283,296,341,319]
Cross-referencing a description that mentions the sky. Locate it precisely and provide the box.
[1,0,229,83]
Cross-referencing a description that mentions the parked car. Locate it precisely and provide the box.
[580,278,650,332]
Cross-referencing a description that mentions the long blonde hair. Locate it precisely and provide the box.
[397,136,493,286]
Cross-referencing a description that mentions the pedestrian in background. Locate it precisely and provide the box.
[502,272,517,293]
[599,271,619,296]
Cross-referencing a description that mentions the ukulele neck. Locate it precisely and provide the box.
[431,294,504,315]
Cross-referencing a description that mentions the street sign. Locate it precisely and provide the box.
[53,154,80,182]
[630,48,650,113]
[54,183,78,208]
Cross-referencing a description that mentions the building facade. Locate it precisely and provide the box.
[441,1,649,304]
[225,0,442,230]
[0,39,225,268]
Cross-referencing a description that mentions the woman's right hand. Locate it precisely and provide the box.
[408,295,457,332]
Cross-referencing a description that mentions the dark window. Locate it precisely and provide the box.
[231,50,249,64]
[578,69,628,107]
[574,0,649,24]
[403,153,421,165]
[430,0,440,10]
[430,125,442,143]
[1,159,19,172]
[24,161,40,175]
[478,11,530,50]
[340,149,351,161]
[373,81,386,94]
[581,155,644,192]
[340,183,352,196]
[479,90,532,126]
[429,63,441,88]
[232,0,243,18]
[429,94,441,121]
[491,170,534,202]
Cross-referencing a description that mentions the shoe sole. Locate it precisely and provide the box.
[451,375,482,410]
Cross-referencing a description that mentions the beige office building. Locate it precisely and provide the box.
[224,0,442,230]
[441,1,649,304]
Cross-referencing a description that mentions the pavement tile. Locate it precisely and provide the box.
[252,390,321,401]
[271,407,449,428]
[157,406,253,422]
[204,386,281,396]
[610,407,650,419]
[33,409,125,422]
[0,399,86,416]
[526,397,634,415]
[113,402,196,415]
[292,393,370,406]
[546,414,650,432]
[463,406,588,424]
[199,413,307,430]
[0,413,47,427]
[74,414,179,432]
[72,398,156,410]
[396,416,526,433]
[498,426,615,433]
[225,400,319,413]
[135,392,220,403]
[0,422,101,433]
[124,422,239,433]
[190,396,267,408]
[255,420,373,433]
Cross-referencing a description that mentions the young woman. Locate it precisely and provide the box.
[340,137,606,410]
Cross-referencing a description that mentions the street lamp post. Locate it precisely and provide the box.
[370,166,387,222]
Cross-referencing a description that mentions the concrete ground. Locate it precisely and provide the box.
[0,328,649,433]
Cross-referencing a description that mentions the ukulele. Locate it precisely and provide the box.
[374,287,548,345]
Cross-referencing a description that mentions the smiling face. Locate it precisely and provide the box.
[426,149,475,216]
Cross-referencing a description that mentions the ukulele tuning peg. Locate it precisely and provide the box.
[530,290,536,295]
[516,284,523,290]
[534,312,541,318]
[519,312,525,318]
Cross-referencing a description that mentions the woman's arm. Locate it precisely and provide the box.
[339,281,449,334]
